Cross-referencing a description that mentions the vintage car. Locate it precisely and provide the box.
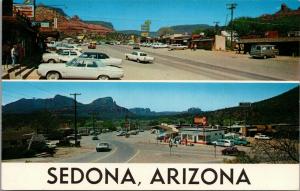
[37,58,124,80]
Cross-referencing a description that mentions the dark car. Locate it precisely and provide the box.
[221,147,245,156]
[133,44,140,49]
[96,143,111,152]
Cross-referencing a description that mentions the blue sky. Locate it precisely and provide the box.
[2,82,298,112]
[14,0,300,30]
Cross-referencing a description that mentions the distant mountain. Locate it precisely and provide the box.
[158,24,213,34]
[129,107,201,116]
[118,30,157,37]
[84,20,114,30]
[3,95,133,119]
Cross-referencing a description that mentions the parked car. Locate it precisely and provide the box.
[56,43,82,52]
[250,45,279,59]
[116,131,126,136]
[168,44,188,50]
[96,142,111,152]
[132,44,140,49]
[46,142,57,149]
[42,49,81,63]
[88,42,97,49]
[211,139,234,147]
[152,43,168,48]
[254,134,271,140]
[230,138,249,146]
[80,52,122,66]
[38,58,124,80]
[125,51,154,63]
[221,147,245,156]
[92,136,99,140]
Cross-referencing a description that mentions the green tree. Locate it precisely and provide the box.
[158,27,175,36]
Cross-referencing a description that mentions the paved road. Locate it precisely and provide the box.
[92,45,299,81]
[59,134,137,163]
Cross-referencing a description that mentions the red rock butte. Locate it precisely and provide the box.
[35,6,113,36]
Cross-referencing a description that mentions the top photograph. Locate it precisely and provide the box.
[2,0,300,81]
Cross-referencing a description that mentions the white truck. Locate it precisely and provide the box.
[125,51,154,63]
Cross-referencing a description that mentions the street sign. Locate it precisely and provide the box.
[13,4,34,18]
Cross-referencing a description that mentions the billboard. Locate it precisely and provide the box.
[13,4,35,18]
[141,32,149,37]
[194,116,208,125]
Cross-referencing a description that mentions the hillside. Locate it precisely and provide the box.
[205,86,299,125]
[3,87,299,124]
[169,24,213,34]
[118,30,157,37]
[84,20,114,30]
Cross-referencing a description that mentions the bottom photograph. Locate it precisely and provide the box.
[2,82,299,164]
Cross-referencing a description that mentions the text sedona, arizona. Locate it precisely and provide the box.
[47,167,251,185]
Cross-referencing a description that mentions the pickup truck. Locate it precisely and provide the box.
[125,51,154,63]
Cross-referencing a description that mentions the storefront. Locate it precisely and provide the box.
[180,127,224,144]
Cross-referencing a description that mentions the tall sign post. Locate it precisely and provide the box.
[141,20,151,38]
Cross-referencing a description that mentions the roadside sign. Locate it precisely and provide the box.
[13,4,34,18]
[239,102,252,107]
[194,116,208,126]
[141,32,149,37]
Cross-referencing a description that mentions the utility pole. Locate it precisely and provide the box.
[227,3,237,50]
[70,93,81,147]
[213,21,220,34]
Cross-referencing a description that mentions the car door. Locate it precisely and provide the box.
[85,60,105,79]
[98,53,110,65]
[64,58,87,79]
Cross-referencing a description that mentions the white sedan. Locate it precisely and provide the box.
[37,58,124,80]
[42,49,81,63]
[79,52,122,66]
[125,51,154,63]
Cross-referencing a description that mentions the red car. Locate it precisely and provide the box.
[222,147,245,156]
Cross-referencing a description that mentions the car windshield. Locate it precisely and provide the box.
[140,53,147,56]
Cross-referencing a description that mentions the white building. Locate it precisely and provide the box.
[180,127,224,144]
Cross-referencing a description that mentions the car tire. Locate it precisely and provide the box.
[46,72,61,80]
[98,75,109,80]
[48,59,56,63]
[137,59,140,63]
[263,55,267,59]
[126,56,129,60]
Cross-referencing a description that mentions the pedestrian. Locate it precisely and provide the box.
[193,43,197,51]
[11,45,17,66]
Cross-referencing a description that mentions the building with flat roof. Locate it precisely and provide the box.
[180,127,224,144]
